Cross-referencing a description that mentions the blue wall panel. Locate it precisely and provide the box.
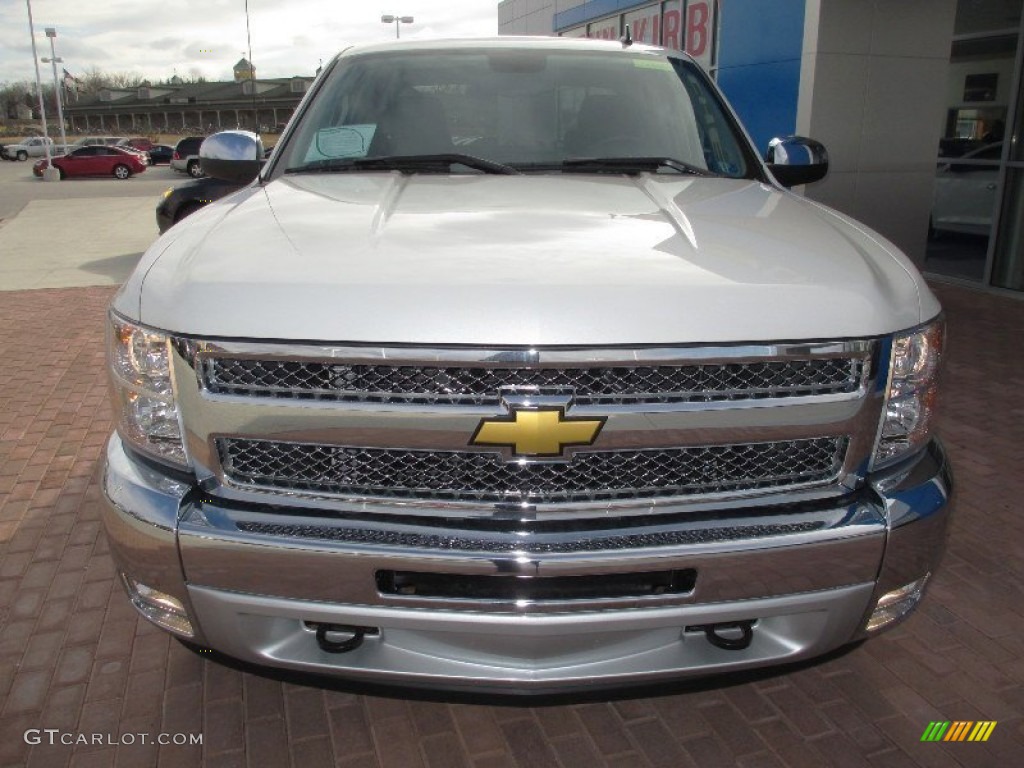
[716,60,802,155]
[716,0,804,155]
[554,1,650,32]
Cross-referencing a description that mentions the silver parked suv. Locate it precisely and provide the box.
[101,37,952,693]
[170,136,205,177]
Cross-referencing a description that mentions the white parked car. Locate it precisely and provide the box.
[931,142,1002,236]
[101,37,952,693]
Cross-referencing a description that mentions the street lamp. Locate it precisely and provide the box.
[24,0,57,180]
[42,27,67,156]
[381,14,414,38]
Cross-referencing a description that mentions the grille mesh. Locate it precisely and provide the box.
[202,357,866,405]
[218,437,846,504]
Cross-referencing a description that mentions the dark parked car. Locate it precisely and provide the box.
[156,176,245,232]
[156,146,274,232]
[147,144,175,165]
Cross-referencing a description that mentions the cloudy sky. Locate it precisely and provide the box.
[1,1,501,85]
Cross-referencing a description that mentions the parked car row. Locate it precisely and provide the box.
[6,135,197,170]
[9,132,264,224]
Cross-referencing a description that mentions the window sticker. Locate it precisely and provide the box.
[632,59,673,71]
[308,124,378,161]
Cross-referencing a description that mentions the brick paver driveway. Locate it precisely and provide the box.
[1,282,1022,768]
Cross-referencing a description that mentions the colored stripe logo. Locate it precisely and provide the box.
[920,721,996,742]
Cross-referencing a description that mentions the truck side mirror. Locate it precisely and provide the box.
[199,130,264,183]
[766,136,829,188]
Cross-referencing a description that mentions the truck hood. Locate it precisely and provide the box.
[123,173,937,345]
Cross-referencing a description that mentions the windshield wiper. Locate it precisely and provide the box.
[518,157,716,176]
[285,153,520,175]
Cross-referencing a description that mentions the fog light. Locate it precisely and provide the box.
[866,575,929,632]
[122,574,194,637]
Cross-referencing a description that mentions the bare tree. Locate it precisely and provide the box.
[0,81,32,119]
[0,79,58,121]
[77,66,145,93]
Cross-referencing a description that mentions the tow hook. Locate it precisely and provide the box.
[687,620,755,651]
[314,623,370,653]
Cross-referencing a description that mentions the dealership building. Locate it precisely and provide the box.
[498,0,1024,295]
[62,60,314,138]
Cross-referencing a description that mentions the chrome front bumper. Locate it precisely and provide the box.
[100,434,952,693]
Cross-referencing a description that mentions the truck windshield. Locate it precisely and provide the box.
[278,46,757,179]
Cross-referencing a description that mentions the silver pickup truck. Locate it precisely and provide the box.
[101,37,952,693]
[1,135,69,161]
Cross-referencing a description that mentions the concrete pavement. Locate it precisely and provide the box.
[0,198,156,290]
[0,155,180,291]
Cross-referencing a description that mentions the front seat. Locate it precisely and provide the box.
[368,88,453,156]
[564,93,649,157]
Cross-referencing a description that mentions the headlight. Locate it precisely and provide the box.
[162,188,173,198]
[873,318,944,467]
[107,312,188,468]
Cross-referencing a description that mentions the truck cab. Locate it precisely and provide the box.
[100,37,952,693]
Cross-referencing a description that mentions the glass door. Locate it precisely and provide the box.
[925,0,1022,287]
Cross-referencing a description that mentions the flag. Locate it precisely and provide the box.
[62,68,80,101]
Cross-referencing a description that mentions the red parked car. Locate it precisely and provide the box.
[118,137,155,152]
[34,145,147,180]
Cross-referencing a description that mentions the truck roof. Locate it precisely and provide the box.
[338,35,676,58]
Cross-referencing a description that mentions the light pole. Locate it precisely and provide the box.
[24,0,58,180]
[43,27,67,155]
[381,14,414,38]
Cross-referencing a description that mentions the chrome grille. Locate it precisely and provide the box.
[218,437,847,504]
[201,357,866,405]
[232,520,826,552]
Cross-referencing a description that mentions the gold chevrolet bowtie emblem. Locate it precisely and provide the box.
[470,407,605,459]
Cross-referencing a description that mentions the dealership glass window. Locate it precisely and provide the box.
[992,169,1024,289]
[927,155,1001,281]
[925,0,1022,285]
[954,0,1021,36]
[1011,42,1024,161]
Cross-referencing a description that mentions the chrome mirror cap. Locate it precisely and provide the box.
[199,131,264,183]
[766,136,829,188]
